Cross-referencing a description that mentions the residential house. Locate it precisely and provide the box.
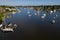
[0,7,5,13]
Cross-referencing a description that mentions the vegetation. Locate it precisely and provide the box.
[17,5,60,12]
[0,13,4,24]
[0,5,60,24]
[0,6,16,8]
[33,5,60,11]
[0,6,17,24]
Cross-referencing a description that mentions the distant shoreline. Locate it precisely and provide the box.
[0,5,60,6]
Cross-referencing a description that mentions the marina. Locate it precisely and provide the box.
[0,7,60,40]
[0,0,60,40]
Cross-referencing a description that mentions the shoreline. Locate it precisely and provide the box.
[0,6,17,24]
[0,5,60,24]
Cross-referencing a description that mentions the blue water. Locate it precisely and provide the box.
[0,8,60,40]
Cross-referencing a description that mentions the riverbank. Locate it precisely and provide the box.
[16,5,60,13]
[0,6,18,24]
[0,5,60,24]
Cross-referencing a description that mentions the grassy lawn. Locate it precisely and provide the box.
[0,14,4,24]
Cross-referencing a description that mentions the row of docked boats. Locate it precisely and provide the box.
[0,23,17,32]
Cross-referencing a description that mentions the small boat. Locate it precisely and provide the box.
[54,10,56,13]
[56,15,58,17]
[27,11,30,14]
[50,10,53,14]
[28,14,31,17]
[43,14,46,16]
[41,16,45,19]
[34,13,37,15]
[12,12,16,14]
[41,14,46,19]
[0,24,3,28]
[24,8,26,9]
[51,20,56,24]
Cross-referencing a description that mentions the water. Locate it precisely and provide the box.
[0,8,60,40]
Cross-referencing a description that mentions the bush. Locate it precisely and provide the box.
[0,19,2,24]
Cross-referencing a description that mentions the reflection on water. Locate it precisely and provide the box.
[0,7,60,40]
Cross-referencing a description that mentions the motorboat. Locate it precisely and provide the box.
[54,10,56,13]
[27,11,30,14]
[0,24,3,27]
[28,14,31,17]
[41,14,46,19]
[50,10,53,14]
[12,12,16,14]
[50,20,56,24]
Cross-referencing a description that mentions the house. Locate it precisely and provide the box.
[5,8,16,11]
[0,7,5,13]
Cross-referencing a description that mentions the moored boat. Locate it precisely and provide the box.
[0,23,17,32]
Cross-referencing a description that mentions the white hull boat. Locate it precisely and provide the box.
[0,23,17,32]
[1,28,14,32]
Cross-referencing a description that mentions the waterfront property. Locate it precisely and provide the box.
[0,6,17,24]
[0,7,5,13]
